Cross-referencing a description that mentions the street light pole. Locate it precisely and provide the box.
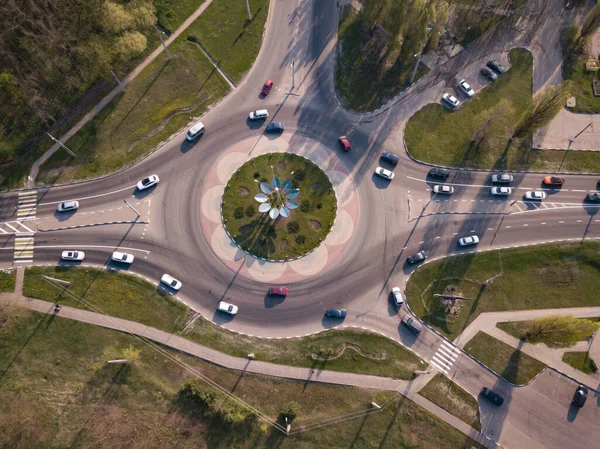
[47,133,76,157]
[156,27,172,60]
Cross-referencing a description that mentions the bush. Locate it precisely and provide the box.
[295,234,306,244]
[293,170,305,181]
[179,380,249,424]
[234,207,244,219]
[301,200,310,212]
[281,401,301,420]
[253,172,260,178]
[287,221,299,233]
[260,177,268,183]
[245,205,255,217]
[316,202,322,209]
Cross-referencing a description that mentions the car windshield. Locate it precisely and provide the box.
[142,178,151,185]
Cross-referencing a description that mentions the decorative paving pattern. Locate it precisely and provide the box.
[199,134,360,282]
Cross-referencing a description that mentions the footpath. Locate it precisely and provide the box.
[2,267,494,448]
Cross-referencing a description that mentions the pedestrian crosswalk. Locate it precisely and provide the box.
[14,191,37,263]
[429,340,462,374]
[14,234,34,263]
[17,191,37,221]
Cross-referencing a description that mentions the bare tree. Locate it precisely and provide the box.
[513,81,571,138]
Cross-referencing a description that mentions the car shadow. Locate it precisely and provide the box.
[541,181,563,195]
[107,261,132,271]
[264,132,283,140]
[386,298,400,317]
[180,139,199,154]
[372,174,393,189]
[567,404,581,422]
[57,259,83,267]
[321,314,345,329]
[54,210,76,222]
[157,284,176,296]
[396,320,419,346]
[133,187,155,200]
[212,310,235,324]
[264,293,285,308]
[246,118,265,130]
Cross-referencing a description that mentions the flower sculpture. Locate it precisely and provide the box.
[253,167,300,220]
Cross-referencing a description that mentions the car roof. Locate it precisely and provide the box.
[189,122,204,133]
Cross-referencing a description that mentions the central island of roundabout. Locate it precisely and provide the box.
[200,134,359,282]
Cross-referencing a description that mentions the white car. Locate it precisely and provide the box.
[442,93,460,109]
[57,200,79,212]
[111,251,134,264]
[491,173,513,183]
[161,273,182,291]
[137,174,159,190]
[218,301,239,315]
[375,167,395,180]
[491,187,512,195]
[458,235,480,247]
[458,79,475,97]
[433,185,454,194]
[392,287,404,307]
[61,250,85,261]
[524,191,547,200]
[248,109,268,120]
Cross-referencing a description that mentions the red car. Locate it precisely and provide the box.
[339,135,351,151]
[261,80,273,96]
[543,175,565,185]
[268,286,288,296]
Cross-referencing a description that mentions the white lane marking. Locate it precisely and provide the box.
[15,222,34,233]
[523,224,529,227]
[488,227,494,231]
[577,220,582,223]
[32,245,150,254]
[18,192,37,197]
[453,232,458,235]
[541,222,546,225]
[429,360,449,374]
[14,259,33,263]
[418,241,424,244]
[38,185,134,206]
[506,225,511,228]
[559,221,564,223]
[5,223,18,232]
[435,236,441,239]
[572,189,586,192]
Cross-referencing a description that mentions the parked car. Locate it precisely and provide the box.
[407,251,427,264]
[261,79,273,96]
[375,167,394,180]
[491,187,512,196]
[339,135,351,151]
[481,67,498,81]
[491,173,513,183]
[585,192,600,203]
[524,191,547,200]
[458,235,480,247]
[458,79,475,97]
[218,301,239,315]
[487,59,506,74]
[442,93,460,109]
[572,385,588,407]
[248,109,268,120]
[543,175,565,185]
[326,308,347,318]
[111,251,134,264]
[265,122,284,133]
[186,121,205,141]
[57,200,79,212]
[428,167,450,179]
[268,286,289,296]
[161,274,182,291]
[433,184,454,195]
[137,174,159,190]
[381,151,399,166]
[61,250,85,261]
[481,387,504,406]
[391,287,404,307]
[401,315,423,334]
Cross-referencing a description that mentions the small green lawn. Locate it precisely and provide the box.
[563,51,600,113]
[23,266,193,333]
[0,309,484,449]
[464,332,546,385]
[562,351,598,374]
[156,0,206,33]
[407,242,600,340]
[222,153,337,260]
[0,269,16,293]
[419,374,481,430]
[497,318,600,348]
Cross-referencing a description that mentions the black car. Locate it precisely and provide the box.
[487,59,506,74]
[407,251,427,264]
[586,193,600,203]
[381,151,399,166]
[428,167,450,179]
[265,122,284,133]
[481,67,498,81]
[481,387,504,406]
[572,385,588,407]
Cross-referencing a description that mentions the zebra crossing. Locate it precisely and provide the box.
[17,191,37,220]
[14,191,37,263]
[429,340,462,374]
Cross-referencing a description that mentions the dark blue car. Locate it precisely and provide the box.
[326,309,347,318]
[265,122,284,133]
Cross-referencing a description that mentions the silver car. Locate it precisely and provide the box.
[61,250,85,261]
[375,167,395,180]
[491,173,513,183]
[524,191,547,200]
[218,301,239,315]
[433,185,454,194]
[458,235,480,247]
[392,287,404,307]
[491,187,512,196]
[442,93,460,109]
[57,200,79,212]
[111,251,134,264]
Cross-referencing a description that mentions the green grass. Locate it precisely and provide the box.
[184,317,426,379]
[23,266,193,333]
[407,242,600,340]
[156,0,206,33]
[0,269,16,293]
[0,309,484,449]
[221,153,337,260]
[464,332,547,384]
[562,351,598,374]
[419,374,481,430]
[460,14,505,46]
[497,318,600,348]
[563,51,600,113]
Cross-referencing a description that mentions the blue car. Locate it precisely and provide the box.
[326,309,347,318]
[265,122,284,133]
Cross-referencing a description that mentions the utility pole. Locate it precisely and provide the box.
[245,0,252,21]
[123,199,141,217]
[156,27,172,60]
[110,70,126,93]
[47,133,76,157]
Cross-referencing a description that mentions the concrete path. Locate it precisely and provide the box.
[534,108,600,151]
[27,0,216,187]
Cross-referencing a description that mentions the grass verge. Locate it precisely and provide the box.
[406,242,600,340]
[563,47,600,113]
[222,153,337,260]
[464,332,546,384]
[0,269,16,293]
[497,318,600,348]
[0,309,484,449]
[562,351,598,374]
[419,374,481,430]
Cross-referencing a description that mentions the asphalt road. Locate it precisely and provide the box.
[3,0,600,447]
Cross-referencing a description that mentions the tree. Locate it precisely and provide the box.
[121,344,141,362]
[524,315,600,348]
[102,1,134,34]
[116,31,148,60]
[512,81,571,138]
[280,401,300,421]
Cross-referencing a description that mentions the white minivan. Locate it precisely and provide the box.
[186,121,205,141]
[248,109,268,120]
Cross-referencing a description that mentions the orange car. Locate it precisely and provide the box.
[543,176,565,185]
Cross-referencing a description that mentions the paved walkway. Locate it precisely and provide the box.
[534,108,600,151]
[27,0,216,187]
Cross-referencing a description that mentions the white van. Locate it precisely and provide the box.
[186,121,205,141]
[248,109,268,120]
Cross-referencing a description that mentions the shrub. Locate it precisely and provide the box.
[293,170,305,181]
[260,177,268,183]
[245,205,255,217]
[281,401,301,420]
[316,202,322,209]
[234,207,244,219]
[295,234,306,244]
[179,380,249,424]
[287,221,299,233]
[301,200,310,212]
[253,172,260,178]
